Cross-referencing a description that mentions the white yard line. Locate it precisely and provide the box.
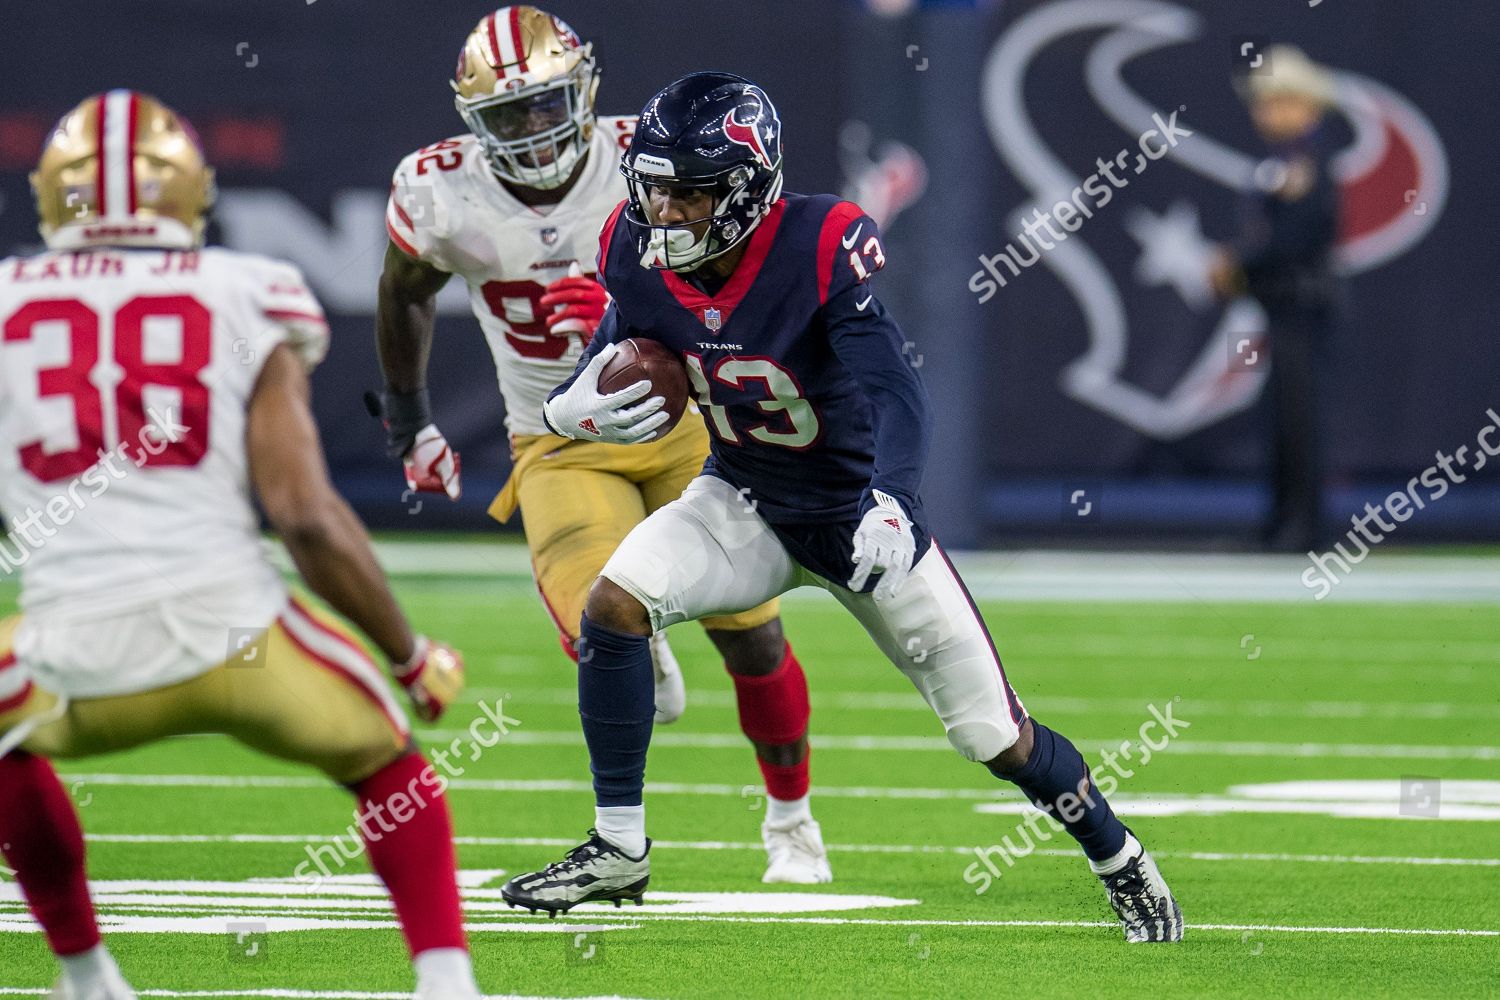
[62,768,1500,805]
[408,728,1500,761]
[538,914,1500,937]
[80,833,1500,868]
[0,992,642,1000]
[466,686,1500,720]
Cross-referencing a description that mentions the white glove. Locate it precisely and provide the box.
[404,424,461,500]
[848,489,916,600]
[543,342,668,444]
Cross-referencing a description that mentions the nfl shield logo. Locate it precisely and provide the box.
[703,307,722,332]
[540,226,559,246]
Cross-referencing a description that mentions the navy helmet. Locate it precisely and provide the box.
[620,72,785,271]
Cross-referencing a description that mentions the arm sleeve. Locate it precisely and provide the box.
[385,149,456,271]
[249,260,330,371]
[820,208,930,516]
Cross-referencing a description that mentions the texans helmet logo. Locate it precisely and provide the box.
[723,105,774,170]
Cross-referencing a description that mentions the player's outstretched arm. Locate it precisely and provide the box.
[249,343,463,720]
[374,241,462,499]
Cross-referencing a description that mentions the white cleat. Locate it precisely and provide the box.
[650,631,687,724]
[1099,843,1184,943]
[761,817,833,884]
[49,965,136,1000]
[414,983,480,1000]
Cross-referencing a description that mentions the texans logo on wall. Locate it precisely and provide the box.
[981,0,1448,441]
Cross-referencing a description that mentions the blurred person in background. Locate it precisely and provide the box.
[1211,45,1343,553]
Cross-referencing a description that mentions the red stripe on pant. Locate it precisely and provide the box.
[0,751,101,956]
[533,573,580,662]
[729,643,811,801]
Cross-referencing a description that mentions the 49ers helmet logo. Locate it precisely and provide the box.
[723,103,774,170]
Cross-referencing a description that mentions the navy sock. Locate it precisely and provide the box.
[577,614,656,807]
[988,720,1127,862]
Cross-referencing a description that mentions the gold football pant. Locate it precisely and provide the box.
[490,415,779,644]
[0,599,409,785]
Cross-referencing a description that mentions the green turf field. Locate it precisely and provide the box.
[0,558,1496,998]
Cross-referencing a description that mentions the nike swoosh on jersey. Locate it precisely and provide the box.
[841,224,863,250]
[855,294,873,311]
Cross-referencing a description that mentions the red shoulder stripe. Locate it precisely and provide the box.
[390,183,414,230]
[596,199,627,279]
[816,200,867,305]
[386,217,419,258]
[0,682,33,715]
[265,308,328,326]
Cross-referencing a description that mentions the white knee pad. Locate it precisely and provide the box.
[946,719,1019,763]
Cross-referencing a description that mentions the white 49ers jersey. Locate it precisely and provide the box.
[0,246,328,692]
[386,116,636,436]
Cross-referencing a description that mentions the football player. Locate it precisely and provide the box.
[0,92,480,998]
[501,73,1185,943]
[376,7,831,882]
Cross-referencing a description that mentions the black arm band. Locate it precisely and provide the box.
[382,387,432,458]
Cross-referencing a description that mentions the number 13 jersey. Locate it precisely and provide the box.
[385,118,635,437]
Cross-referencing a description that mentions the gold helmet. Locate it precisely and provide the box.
[452,6,599,189]
[31,90,215,251]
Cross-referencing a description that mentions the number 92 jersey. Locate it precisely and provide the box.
[385,117,636,437]
[0,247,328,623]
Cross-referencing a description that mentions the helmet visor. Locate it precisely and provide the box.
[476,89,571,145]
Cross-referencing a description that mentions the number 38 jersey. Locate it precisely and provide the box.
[0,247,328,627]
[385,117,636,436]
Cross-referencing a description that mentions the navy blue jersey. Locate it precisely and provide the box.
[549,193,933,584]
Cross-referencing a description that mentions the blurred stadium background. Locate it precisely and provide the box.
[6,0,1493,548]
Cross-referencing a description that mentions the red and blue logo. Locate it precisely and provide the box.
[722,105,774,170]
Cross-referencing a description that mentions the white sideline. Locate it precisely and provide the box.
[79,833,1500,868]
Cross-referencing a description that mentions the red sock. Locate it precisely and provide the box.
[757,751,811,802]
[730,643,811,801]
[0,752,100,956]
[352,752,467,957]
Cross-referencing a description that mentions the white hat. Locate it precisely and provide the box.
[1239,45,1336,106]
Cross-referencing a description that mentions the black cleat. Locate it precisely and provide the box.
[500,830,650,916]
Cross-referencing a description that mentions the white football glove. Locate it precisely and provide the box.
[848,489,916,600]
[543,342,668,444]
[404,424,461,500]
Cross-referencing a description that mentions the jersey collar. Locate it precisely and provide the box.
[659,199,786,332]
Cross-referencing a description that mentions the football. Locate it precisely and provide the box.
[597,337,690,441]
